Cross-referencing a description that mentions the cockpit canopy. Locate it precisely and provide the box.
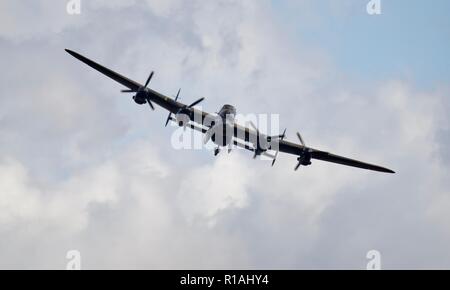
[219,104,236,118]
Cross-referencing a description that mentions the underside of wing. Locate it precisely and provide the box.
[278,140,394,173]
[65,49,141,91]
[310,150,395,173]
[65,49,189,115]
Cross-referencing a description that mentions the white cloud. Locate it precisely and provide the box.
[0,1,86,41]
[177,152,254,226]
[0,158,41,227]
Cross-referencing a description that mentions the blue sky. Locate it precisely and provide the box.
[272,0,450,88]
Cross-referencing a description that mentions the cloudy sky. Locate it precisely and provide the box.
[0,0,449,269]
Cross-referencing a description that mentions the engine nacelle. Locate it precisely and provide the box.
[133,91,147,105]
[175,112,190,128]
[298,152,312,166]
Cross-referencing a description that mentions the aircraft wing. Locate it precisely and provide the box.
[280,140,394,173]
[309,150,394,173]
[233,123,394,173]
[66,49,141,91]
[65,49,189,115]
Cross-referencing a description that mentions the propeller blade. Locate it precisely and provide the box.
[164,113,172,127]
[164,89,181,126]
[121,89,136,93]
[270,129,285,167]
[294,162,301,171]
[297,132,305,146]
[271,150,279,167]
[187,97,205,108]
[147,98,155,110]
[281,128,287,139]
[144,71,154,88]
[269,128,287,141]
[203,128,213,144]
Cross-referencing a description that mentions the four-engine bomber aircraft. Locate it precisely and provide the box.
[65,49,395,174]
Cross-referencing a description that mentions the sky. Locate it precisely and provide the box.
[273,0,450,88]
[0,0,449,269]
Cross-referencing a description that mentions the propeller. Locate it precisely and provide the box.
[147,97,155,110]
[203,126,214,144]
[249,122,287,161]
[297,132,305,147]
[173,96,205,130]
[121,71,155,110]
[187,97,205,108]
[144,71,154,88]
[247,121,261,159]
[164,88,181,127]
[294,131,307,171]
[267,130,287,142]
[271,128,286,166]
